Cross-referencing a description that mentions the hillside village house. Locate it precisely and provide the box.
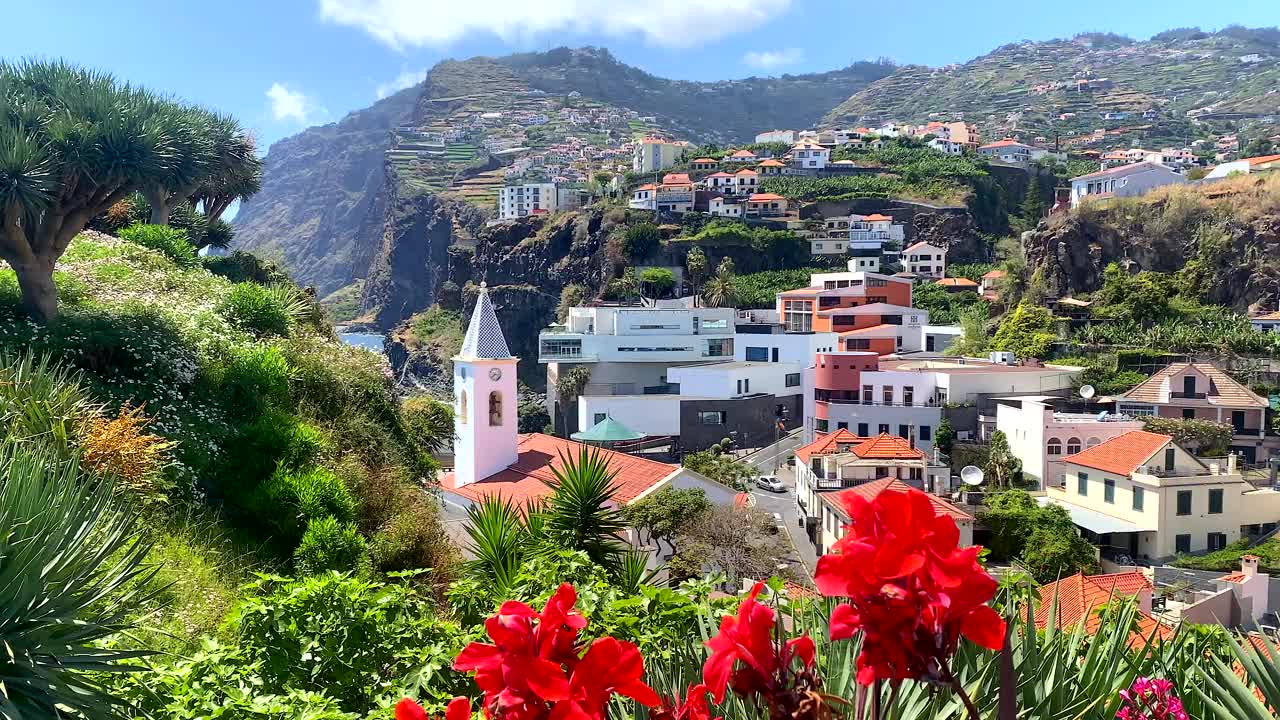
[656,173,695,213]
[707,194,743,218]
[977,139,1062,165]
[1043,431,1280,562]
[776,271,914,333]
[441,286,736,534]
[1114,362,1274,462]
[1069,161,1187,208]
[746,193,787,217]
[848,213,903,247]
[757,158,786,176]
[995,397,1144,490]
[790,140,830,169]
[727,149,759,163]
[629,183,657,210]
[498,182,558,219]
[1250,310,1280,333]
[935,277,978,293]
[792,430,961,553]
[734,168,760,194]
[902,241,947,277]
[979,269,1006,300]
[690,157,719,171]
[633,138,685,173]
[1206,153,1280,179]
[1036,572,1170,647]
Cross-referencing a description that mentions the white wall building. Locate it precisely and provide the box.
[498,183,557,219]
[756,129,796,144]
[995,397,1145,490]
[633,138,685,173]
[1070,162,1187,208]
[902,241,947,278]
[790,140,831,169]
[977,140,1063,165]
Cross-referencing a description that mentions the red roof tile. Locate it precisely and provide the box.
[1218,573,1249,584]
[1035,572,1169,648]
[903,241,938,253]
[662,173,692,185]
[861,213,892,221]
[794,429,865,462]
[440,433,678,506]
[982,269,1007,279]
[758,159,785,167]
[730,150,756,158]
[1246,154,1280,166]
[748,193,785,202]
[850,434,926,460]
[935,277,978,287]
[691,157,718,164]
[735,168,759,176]
[1061,430,1171,476]
[821,478,972,521]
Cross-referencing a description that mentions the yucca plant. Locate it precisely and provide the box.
[543,447,629,571]
[1198,631,1280,718]
[0,351,99,457]
[0,443,158,719]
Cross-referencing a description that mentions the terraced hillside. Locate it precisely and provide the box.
[824,28,1280,139]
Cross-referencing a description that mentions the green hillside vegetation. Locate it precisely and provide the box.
[321,280,367,323]
[824,27,1280,139]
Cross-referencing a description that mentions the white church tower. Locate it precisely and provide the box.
[452,283,519,487]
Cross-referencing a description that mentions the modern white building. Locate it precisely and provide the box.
[498,183,557,219]
[847,214,904,249]
[977,140,1063,165]
[790,140,831,169]
[902,241,947,278]
[995,397,1145,490]
[633,138,685,173]
[1069,162,1187,208]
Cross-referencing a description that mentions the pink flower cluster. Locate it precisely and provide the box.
[1116,677,1189,720]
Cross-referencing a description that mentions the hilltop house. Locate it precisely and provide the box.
[1069,162,1186,208]
[1042,431,1280,562]
[1114,362,1274,462]
[726,149,759,163]
[902,242,947,278]
[1206,153,1280,179]
[498,182,558,219]
[746,193,787,217]
[690,157,719,171]
[790,140,830,170]
[978,139,1062,165]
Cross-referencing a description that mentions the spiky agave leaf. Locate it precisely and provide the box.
[0,442,158,720]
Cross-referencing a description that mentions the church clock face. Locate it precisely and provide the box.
[489,367,503,382]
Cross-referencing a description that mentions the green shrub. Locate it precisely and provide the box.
[218,282,291,337]
[216,343,291,421]
[118,223,198,268]
[294,517,369,576]
[0,352,97,456]
[369,501,455,575]
[203,250,292,285]
[256,466,355,544]
[401,396,454,455]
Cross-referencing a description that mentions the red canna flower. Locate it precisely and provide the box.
[395,697,472,720]
[453,583,657,720]
[651,684,719,720]
[703,581,818,705]
[814,488,1005,687]
[550,636,659,720]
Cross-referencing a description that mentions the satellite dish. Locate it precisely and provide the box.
[960,465,985,486]
[1079,384,1096,400]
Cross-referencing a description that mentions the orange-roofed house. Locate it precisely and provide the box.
[746,193,787,217]
[656,173,695,213]
[977,139,1061,165]
[1205,153,1280,179]
[812,476,972,555]
[903,241,947,278]
[733,167,760,194]
[442,286,737,530]
[1036,571,1171,648]
[690,157,719,171]
[1043,430,1280,563]
[847,213,904,250]
[979,269,1006,299]
[629,183,657,210]
[790,140,830,170]
[726,149,759,163]
[935,277,978,293]
[704,171,736,193]
[757,158,786,176]
[1115,362,1274,461]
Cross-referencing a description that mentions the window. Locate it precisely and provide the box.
[488,391,503,427]
[1164,448,1176,471]
[883,387,894,405]
[743,378,750,393]
[785,373,801,387]
[745,346,768,362]
[593,413,606,425]
[1066,437,1082,454]
[1077,472,1088,496]
[903,386,914,405]
[1208,532,1227,552]
[736,380,742,395]
[837,422,848,430]
[814,418,829,432]
[772,348,779,362]
[1183,375,1196,396]
[850,339,871,350]
[920,425,932,441]
[1209,488,1223,514]
[459,390,468,425]
[1133,486,1144,511]
[1104,478,1115,504]
[1047,437,1062,455]
[878,424,890,435]
[857,423,868,436]
[705,338,734,357]
[1176,490,1192,516]
[898,424,910,439]
[1182,408,1195,420]
[1175,534,1191,554]
[700,411,725,425]
[862,385,873,404]
[1085,437,1101,448]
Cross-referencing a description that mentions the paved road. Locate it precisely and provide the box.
[740,430,818,579]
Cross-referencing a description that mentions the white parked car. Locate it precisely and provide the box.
[755,475,786,493]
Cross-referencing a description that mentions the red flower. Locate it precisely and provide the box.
[396,697,472,720]
[814,488,1005,686]
[453,583,657,720]
[551,636,659,720]
[652,684,719,720]
[703,581,817,704]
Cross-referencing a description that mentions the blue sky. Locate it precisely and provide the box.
[3,0,1277,150]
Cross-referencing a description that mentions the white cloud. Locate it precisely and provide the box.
[265,83,321,125]
[317,0,791,50]
[376,67,429,99]
[742,47,803,70]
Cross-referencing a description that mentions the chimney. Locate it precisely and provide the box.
[1242,555,1260,578]
[1227,452,1238,475]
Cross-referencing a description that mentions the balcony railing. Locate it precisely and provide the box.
[814,398,943,408]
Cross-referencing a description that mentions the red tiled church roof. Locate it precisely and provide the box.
[440,433,677,506]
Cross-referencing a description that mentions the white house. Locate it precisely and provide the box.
[790,140,830,170]
[809,236,847,255]
[848,214,903,249]
[995,397,1144,490]
[1043,431,1280,562]
[1251,310,1280,333]
[977,139,1062,165]
[708,195,742,218]
[629,184,657,210]
[498,183,557,219]
[1069,162,1187,208]
[902,241,947,278]
[633,138,684,173]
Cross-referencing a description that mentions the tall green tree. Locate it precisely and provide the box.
[622,486,711,555]
[985,430,1023,490]
[703,256,738,308]
[0,60,244,321]
[187,117,262,239]
[685,246,707,303]
[1020,172,1047,227]
[555,365,592,436]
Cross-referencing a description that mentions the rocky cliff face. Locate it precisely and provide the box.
[1023,178,1280,311]
[232,87,420,295]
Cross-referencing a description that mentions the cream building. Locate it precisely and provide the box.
[1044,430,1280,562]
